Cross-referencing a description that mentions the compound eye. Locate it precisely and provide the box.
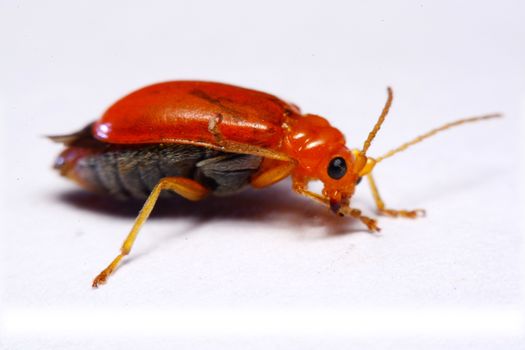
[327,157,347,180]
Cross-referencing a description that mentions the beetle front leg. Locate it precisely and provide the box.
[339,207,380,232]
[366,173,425,218]
[251,160,295,188]
[292,177,329,206]
[292,178,380,232]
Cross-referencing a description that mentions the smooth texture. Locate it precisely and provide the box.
[0,1,523,349]
[94,81,299,148]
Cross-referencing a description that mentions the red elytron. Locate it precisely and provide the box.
[50,81,500,287]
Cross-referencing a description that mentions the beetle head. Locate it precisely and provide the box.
[317,147,377,213]
[319,86,393,214]
[286,87,394,215]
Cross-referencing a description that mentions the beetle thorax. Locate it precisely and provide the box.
[283,114,346,176]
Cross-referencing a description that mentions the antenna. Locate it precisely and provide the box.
[375,113,502,163]
[361,87,393,155]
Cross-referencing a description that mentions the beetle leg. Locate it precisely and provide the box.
[291,176,328,205]
[292,178,380,232]
[339,207,380,232]
[366,173,425,218]
[92,177,209,288]
[251,160,295,188]
[295,187,329,206]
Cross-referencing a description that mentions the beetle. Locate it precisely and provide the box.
[49,81,500,287]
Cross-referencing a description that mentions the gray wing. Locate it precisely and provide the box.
[195,154,262,196]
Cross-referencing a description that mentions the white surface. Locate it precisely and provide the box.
[0,0,524,349]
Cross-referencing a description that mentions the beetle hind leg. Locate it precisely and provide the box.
[92,177,209,288]
[366,173,425,218]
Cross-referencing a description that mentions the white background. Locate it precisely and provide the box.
[0,0,524,349]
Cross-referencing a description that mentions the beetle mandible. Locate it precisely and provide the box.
[49,81,500,287]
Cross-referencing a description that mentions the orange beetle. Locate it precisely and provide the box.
[50,81,500,287]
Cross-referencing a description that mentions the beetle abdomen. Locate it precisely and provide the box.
[54,128,262,199]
